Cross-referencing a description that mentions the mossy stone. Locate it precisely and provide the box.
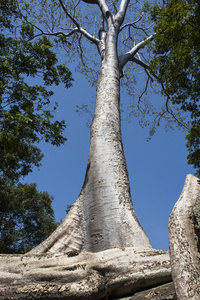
[192,203,200,252]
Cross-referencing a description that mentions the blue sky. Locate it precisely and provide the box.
[25,67,194,251]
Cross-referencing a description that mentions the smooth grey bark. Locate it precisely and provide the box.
[168,174,200,300]
[29,7,151,255]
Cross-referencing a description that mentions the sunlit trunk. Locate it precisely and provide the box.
[82,47,151,251]
[29,19,152,255]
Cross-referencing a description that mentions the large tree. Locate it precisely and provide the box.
[15,0,192,254]
[24,0,156,254]
[0,0,194,298]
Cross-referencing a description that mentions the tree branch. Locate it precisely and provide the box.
[31,29,76,40]
[137,76,151,114]
[58,0,80,29]
[97,14,106,58]
[120,13,144,32]
[58,0,99,45]
[97,0,110,18]
[131,57,149,70]
[115,0,131,27]
[120,21,154,36]
[98,13,105,40]
[119,34,155,69]
[79,27,100,44]
[123,55,189,131]
[28,25,99,47]
[157,83,190,130]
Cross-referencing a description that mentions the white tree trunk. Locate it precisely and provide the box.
[29,19,151,255]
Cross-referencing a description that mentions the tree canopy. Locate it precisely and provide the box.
[0,182,59,254]
[5,0,199,175]
[150,0,200,176]
[0,0,73,253]
[0,0,73,183]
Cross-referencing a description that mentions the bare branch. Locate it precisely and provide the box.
[126,55,189,131]
[31,29,77,40]
[115,0,131,26]
[126,33,154,57]
[58,0,80,29]
[24,1,99,46]
[57,0,100,45]
[157,83,190,130]
[131,57,149,70]
[120,21,154,36]
[97,0,110,18]
[120,13,144,32]
[27,24,99,47]
[98,13,105,40]
[119,34,155,69]
[79,27,100,44]
[97,14,106,58]
[137,76,150,114]
[23,17,77,41]
[78,34,85,66]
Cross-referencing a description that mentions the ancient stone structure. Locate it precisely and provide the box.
[168,174,200,300]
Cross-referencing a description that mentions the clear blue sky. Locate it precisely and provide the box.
[25,67,194,251]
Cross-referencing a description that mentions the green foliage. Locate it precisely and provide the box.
[150,0,200,176]
[0,0,18,28]
[0,0,73,183]
[186,124,200,174]
[0,181,59,254]
[0,0,73,252]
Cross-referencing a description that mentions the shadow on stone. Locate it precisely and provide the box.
[113,282,176,300]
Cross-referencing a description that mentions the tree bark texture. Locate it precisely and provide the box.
[29,15,152,255]
[0,248,171,300]
[168,174,200,300]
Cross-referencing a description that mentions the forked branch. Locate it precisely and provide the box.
[57,0,99,44]
[59,0,80,29]
[119,34,155,69]
[115,0,131,26]
[97,0,110,18]
[126,55,190,131]
[120,14,144,32]
[23,0,100,46]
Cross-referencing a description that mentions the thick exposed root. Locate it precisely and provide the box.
[0,247,171,300]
